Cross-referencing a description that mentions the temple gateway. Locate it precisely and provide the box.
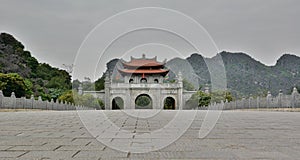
[81,54,197,110]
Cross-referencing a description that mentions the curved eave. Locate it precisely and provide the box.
[122,62,165,67]
[120,58,166,67]
[118,69,169,75]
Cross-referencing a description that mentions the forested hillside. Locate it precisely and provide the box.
[0,33,71,99]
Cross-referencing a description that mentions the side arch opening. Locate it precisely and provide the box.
[164,97,176,110]
[112,97,124,110]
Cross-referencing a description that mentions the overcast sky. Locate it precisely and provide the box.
[1,0,299,80]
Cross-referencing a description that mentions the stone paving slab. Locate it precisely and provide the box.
[0,110,299,159]
[0,151,27,158]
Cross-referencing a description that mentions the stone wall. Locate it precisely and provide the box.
[222,88,300,110]
[0,90,92,110]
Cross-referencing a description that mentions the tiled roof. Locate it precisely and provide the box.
[121,55,166,67]
[118,69,169,74]
[122,59,164,67]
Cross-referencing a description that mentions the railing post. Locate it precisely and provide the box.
[38,96,42,110]
[50,99,54,110]
[22,97,26,109]
[234,100,237,109]
[291,87,298,108]
[54,99,58,110]
[11,92,16,109]
[242,97,246,109]
[249,95,253,109]
[225,99,228,110]
[267,91,272,108]
[256,96,260,109]
[67,102,70,110]
[278,90,283,108]
[31,95,34,109]
[0,90,3,109]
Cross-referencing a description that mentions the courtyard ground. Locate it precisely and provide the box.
[0,110,299,159]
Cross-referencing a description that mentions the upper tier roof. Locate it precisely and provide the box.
[121,54,166,67]
[118,69,169,75]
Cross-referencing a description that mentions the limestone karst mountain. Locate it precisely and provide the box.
[101,52,300,97]
[0,32,71,98]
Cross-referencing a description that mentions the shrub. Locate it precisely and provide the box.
[0,73,29,97]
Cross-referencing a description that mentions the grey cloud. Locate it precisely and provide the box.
[1,0,299,80]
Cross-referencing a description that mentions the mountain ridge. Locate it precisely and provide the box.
[102,51,299,97]
[1,32,299,98]
[189,51,300,96]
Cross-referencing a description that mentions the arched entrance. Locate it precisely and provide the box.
[135,94,152,109]
[112,97,124,110]
[164,97,176,110]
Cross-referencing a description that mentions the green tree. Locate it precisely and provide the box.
[47,88,63,101]
[25,55,39,75]
[186,90,211,108]
[210,91,234,103]
[0,73,30,97]
[59,90,104,110]
[46,76,70,90]
[58,90,74,103]
[24,78,33,97]
[95,76,105,91]
[72,79,81,90]
[224,91,233,102]
[34,63,71,89]
[198,91,211,107]
[97,99,105,110]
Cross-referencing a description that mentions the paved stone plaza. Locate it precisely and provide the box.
[0,110,299,159]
